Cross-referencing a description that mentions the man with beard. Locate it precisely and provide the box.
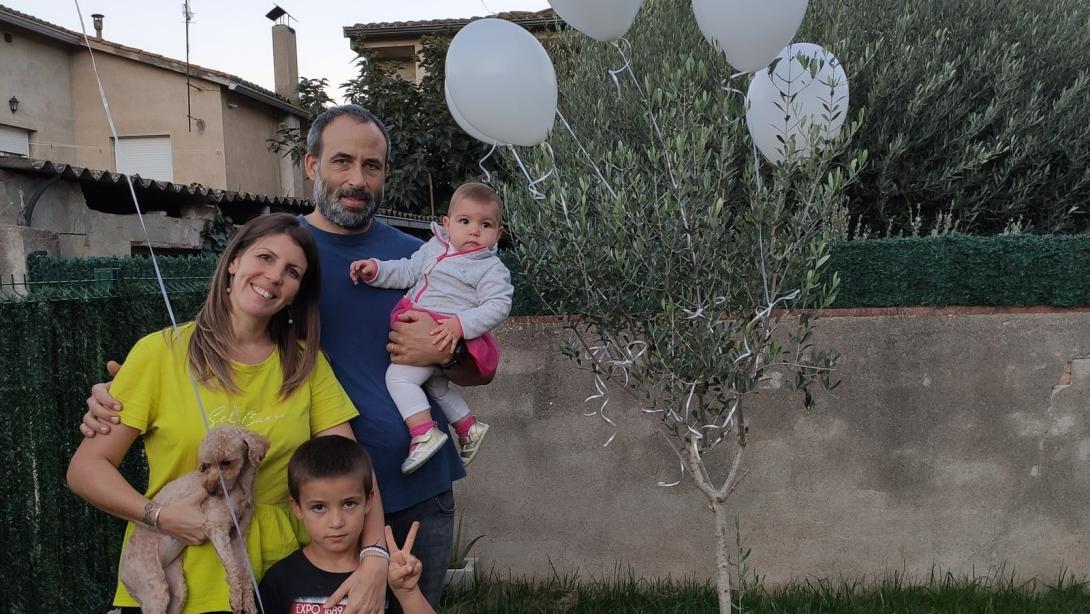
[299,105,483,612]
[82,106,486,613]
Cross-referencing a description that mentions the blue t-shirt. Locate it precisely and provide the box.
[301,216,466,512]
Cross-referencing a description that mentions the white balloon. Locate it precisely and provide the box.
[549,0,644,42]
[445,82,502,146]
[692,0,809,73]
[445,18,558,147]
[745,43,849,165]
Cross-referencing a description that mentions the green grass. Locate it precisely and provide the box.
[442,567,1090,613]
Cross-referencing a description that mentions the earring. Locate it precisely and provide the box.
[287,307,294,326]
[226,274,232,294]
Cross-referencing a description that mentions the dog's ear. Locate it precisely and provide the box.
[241,430,270,467]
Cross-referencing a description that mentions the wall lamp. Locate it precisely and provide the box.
[8,96,17,114]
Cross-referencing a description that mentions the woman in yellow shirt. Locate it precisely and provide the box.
[67,214,388,614]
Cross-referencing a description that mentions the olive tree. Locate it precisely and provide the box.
[502,3,863,612]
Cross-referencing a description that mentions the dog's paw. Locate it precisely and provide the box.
[242,591,258,614]
[228,592,244,614]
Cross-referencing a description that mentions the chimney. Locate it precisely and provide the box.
[271,23,299,103]
[91,13,104,38]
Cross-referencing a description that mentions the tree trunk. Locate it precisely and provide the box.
[682,419,745,614]
[713,501,733,614]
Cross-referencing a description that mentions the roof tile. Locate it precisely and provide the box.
[0,157,437,222]
[345,8,560,37]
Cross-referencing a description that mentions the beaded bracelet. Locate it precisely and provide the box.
[359,545,390,562]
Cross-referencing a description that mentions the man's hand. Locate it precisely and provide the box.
[429,318,463,354]
[349,259,377,285]
[325,553,387,614]
[386,522,421,595]
[388,311,453,367]
[80,360,123,438]
[391,311,494,387]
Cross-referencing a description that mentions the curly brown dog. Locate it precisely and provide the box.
[120,426,269,614]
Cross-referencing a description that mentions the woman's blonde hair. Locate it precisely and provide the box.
[189,213,321,399]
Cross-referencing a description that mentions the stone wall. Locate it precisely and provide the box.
[455,312,1090,585]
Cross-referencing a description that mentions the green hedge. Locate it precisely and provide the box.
[0,293,207,613]
[25,252,547,316]
[829,234,1090,308]
[21,234,1090,310]
[28,254,219,281]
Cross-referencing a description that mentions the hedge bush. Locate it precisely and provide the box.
[801,0,1090,236]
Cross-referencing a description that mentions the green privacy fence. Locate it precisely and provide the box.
[830,234,1090,308]
[4,233,1090,611]
[18,252,547,315]
[20,233,1090,312]
[0,290,208,613]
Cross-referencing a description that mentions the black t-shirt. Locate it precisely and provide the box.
[258,549,354,614]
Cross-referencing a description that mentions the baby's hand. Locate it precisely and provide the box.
[386,523,422,594]
[349,259,377,285]
[430,318,463,354]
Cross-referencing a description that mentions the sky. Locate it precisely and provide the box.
[6,0,550,100]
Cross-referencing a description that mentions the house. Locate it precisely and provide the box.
[343,9,561,83]
[1,4,307,197]
[0,5,432,281]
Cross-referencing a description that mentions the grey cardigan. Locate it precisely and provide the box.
[367,224,513,339]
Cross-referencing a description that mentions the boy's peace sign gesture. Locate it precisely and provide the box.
[386,522,434,613]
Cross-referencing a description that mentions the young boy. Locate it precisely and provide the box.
[349,182,513,475]
[258,435,433,614]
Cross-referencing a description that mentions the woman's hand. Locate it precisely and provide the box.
[155,489,209,546]
[325,554,388,614]
[80,360,123,438]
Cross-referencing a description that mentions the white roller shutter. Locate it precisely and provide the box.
[115,135,173,181]
[0,124,30,157]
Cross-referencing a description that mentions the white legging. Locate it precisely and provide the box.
[386,364,472,424]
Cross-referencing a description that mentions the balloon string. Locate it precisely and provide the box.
[607,38,633,98]
[751,138,771,306]
[509,145,552,200]
[71,1,265,612]
[532,142,558,194]
[557,110,617,200]
[752,138,764,192]
[478,142,497,185]
[610,39,678,190]
[722,70,751,97]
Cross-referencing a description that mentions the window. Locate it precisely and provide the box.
[115,135,173,182]
[0,124,30,157]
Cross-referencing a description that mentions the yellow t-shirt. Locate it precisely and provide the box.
[110,323,359,613]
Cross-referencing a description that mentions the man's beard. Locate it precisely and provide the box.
[312,175,382,231]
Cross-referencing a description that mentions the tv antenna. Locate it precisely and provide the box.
[183,1,196,132]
